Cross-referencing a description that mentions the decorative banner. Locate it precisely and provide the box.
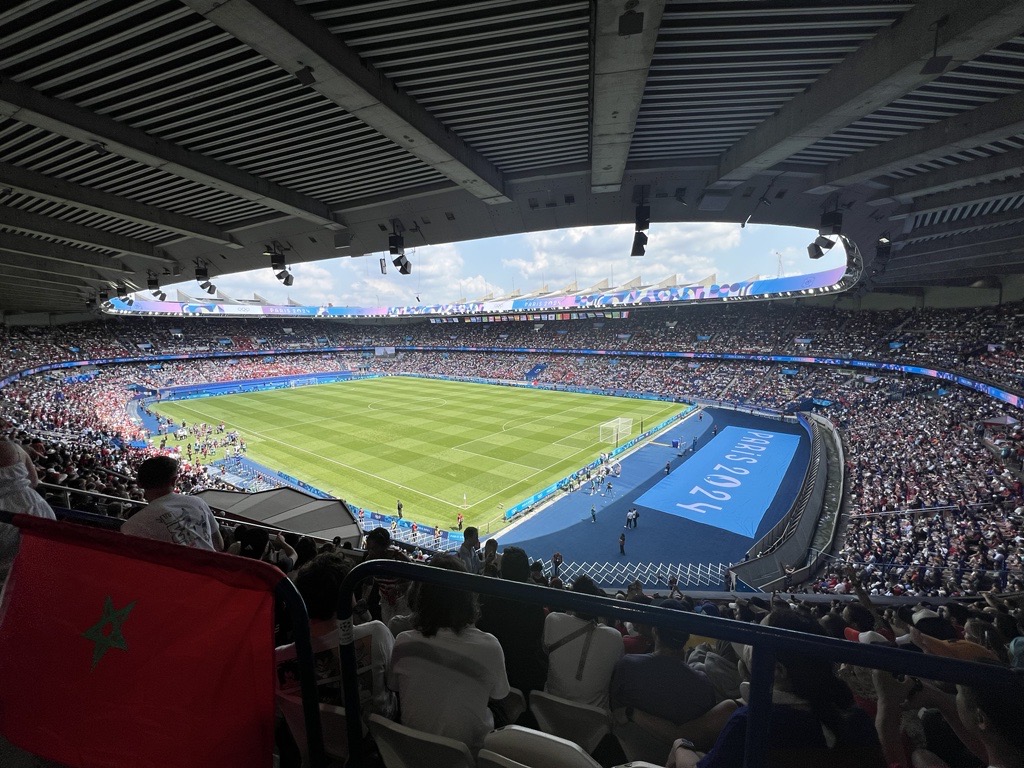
[102,266,848,319]
[635,427,800,537]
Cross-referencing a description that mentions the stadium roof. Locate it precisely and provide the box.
[1,0,1023,313]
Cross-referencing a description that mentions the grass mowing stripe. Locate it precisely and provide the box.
[153,378,686,529]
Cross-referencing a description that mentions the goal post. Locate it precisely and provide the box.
[599,417,633,444]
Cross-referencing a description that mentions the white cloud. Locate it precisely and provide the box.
[150,222,830,307]
[507,222,749,289]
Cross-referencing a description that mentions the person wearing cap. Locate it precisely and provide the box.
[908,613,998,663]
[120,455,222,551]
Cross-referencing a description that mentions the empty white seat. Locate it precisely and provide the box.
[477,749,532,768]
[368,713,476,768]
[483,724,601,768]
[529,689,611,754]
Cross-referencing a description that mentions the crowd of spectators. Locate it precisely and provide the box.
[4,300,1024,389]
[264,527,1024,767]
[1,304,1023,598]
[3,306,1024,767]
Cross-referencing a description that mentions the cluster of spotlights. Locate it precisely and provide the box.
[807,211,842,259]
[147,274,167,302]
[264,243,294,286]
[195,264,216,295]
[390,233,411,274]
[116,283,134,306]
[630,204,649,257]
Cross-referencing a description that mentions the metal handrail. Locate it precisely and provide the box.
[37,481,146,512]
[847,501,994,519]
[812,548,1023,579]
[37,483,353,549]
[335,560,1022,768]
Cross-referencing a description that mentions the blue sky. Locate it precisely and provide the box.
[157,221,841,307]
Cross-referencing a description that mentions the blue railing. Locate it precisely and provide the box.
[335,560,1022,768]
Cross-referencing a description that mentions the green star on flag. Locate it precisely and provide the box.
[82,595,136,670]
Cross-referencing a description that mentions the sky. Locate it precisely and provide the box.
[155,221,842,307]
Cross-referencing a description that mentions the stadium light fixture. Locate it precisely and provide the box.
[634,205,650,231]
[630,231,647,257]
[115,283,134,306]
[392,254,412,275]
[147,272,167,300]
[194,261,217,294]
[920,16,952,75]
[808,232,839,260]
[268,243,294,286]
[818,211,843,236]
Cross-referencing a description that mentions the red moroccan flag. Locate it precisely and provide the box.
[0,515,282,768]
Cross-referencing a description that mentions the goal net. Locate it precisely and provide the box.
[599,417,633,443]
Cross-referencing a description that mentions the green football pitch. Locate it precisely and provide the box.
[153,377,686,530]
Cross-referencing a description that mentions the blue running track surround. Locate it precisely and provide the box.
[635,426,800,537]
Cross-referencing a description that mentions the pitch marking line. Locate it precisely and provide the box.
[167,401,607,511]
[163,399,687,513]
[164,402,465,508]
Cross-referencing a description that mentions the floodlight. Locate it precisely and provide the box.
[818,211,843,236]
[634,205,650,231]
[630,231,647,257]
